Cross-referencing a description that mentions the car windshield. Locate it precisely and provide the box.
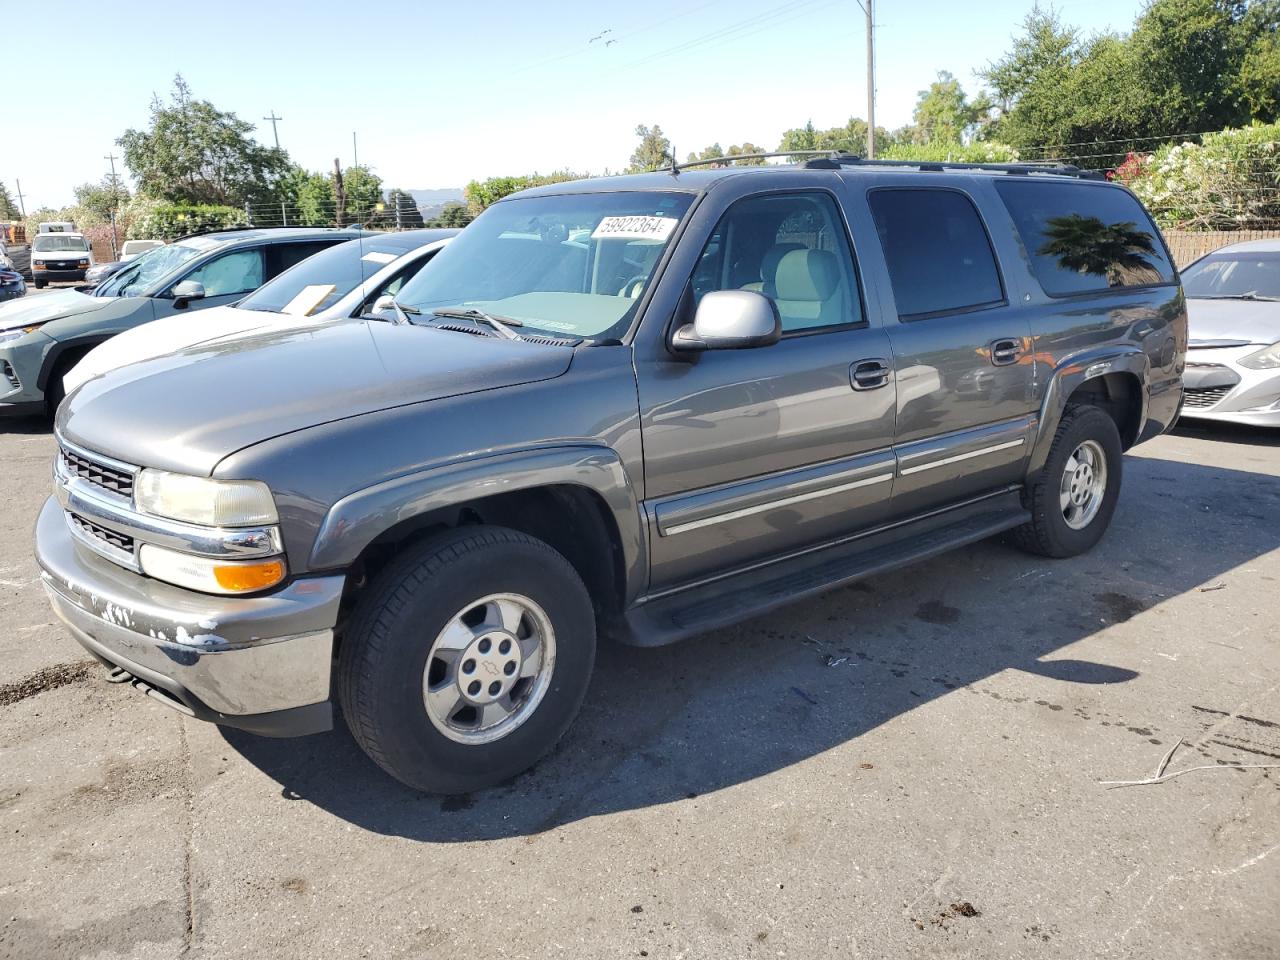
[395,191,694,341]
[95,240,211,298]
[1182,251,1280,300]
[237,237,411,315]
[33,236,89,253]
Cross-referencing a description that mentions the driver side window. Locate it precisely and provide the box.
[692,192,864,333]
[182,249,264,298]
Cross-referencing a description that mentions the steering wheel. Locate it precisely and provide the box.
[620,275,648,299]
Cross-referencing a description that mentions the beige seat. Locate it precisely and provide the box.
[773,248,842,329]
[741,242,805,297]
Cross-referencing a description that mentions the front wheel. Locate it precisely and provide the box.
[337,526,596,794]
[1013,405,1123,558]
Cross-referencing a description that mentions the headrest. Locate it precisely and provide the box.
[760,243,805,282]
[774,249,840,302]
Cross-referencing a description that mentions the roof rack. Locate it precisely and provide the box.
[168,224,362,243]
[669,150,1104,180]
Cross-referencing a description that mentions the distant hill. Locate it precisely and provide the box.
[405,188,464,209]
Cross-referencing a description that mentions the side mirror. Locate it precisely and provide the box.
[671,290,781,352]
[371,294,396,314]
[170,280,206,308]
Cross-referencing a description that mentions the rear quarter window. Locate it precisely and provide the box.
[994,180,1174,297]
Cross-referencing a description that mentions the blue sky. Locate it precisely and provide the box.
[4,0,1147,210]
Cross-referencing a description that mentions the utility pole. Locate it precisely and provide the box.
[14,179,27,219]
[263,111,283,149]
[861,0,876,158]
[104,153,121,259]
[352,132,359,169]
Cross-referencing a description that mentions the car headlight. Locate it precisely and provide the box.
[1239,341,1280,370]
[135,469,279,526]
[0,322,47,344]
[139,543,286,594]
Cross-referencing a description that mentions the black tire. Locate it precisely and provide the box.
[1013,404,1123,558]
[33,280,45,289]
[337,525,596,794]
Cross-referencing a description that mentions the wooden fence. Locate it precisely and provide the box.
[1162,230,1280,268]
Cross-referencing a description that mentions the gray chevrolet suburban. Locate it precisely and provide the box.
[36,158,1186,794]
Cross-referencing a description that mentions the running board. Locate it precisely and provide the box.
[619,490,1028,647]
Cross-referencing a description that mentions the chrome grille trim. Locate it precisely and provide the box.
[1182,386,1232,409]
[55,433,138,502]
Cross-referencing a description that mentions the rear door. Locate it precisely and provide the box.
[635,178,898,590]
[861,180,1037,516]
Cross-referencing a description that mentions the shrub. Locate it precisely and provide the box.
[879,141,1020,163]
[1115,123,1280,230]
[129,203,245,241]
[464,171,587,214]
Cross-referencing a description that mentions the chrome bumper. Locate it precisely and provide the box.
[35,497,344,735]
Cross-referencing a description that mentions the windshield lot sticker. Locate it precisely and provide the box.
[282,284,337,316]
[361,251,398,265]
[591,216,678,242]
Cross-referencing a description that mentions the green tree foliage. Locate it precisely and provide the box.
[725,143,768,165]
[339,166,385,222]
[72,178,130,227]
[0,181,18,220]
[278,166,336,226]
[425,202,472,228]
[777,118,896,157]
[685,142,769,166]
[129,203,245,241]
[910,71,993,145]
[118,75,290,206]
[686,143,725,164]
[879,141,1020,163]
[463,171,584,214]
[628,124,673,172]
[981,1,1279,164]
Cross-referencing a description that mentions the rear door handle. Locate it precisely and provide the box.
[988,338,1022,366]
[851,358,893,391]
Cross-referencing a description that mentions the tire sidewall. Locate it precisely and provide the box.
[344,532,596,793]
[1037,406,1123,555]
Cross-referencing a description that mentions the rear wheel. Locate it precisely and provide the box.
[337,526,596,794]
[1013,405,1123,558]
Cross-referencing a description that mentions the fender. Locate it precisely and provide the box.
[1027,346,1149,478]
[36,334,113,391]
[308,444,649,603]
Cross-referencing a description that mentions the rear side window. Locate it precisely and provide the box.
[994,180,1174,296]
[266,240,341,279]
[868,189,1004,320]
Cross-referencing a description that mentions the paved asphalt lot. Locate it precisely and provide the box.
[1,374,1278,957]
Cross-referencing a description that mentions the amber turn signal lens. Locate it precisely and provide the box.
[212,560,286,592]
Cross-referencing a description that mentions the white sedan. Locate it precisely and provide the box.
[1179,238,1280,427]
[64,229,458,395]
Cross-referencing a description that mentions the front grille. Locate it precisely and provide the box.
[1182,385,1232,409]
[0,360,18,391]
[68,512,136,553]
[61,447,135,498]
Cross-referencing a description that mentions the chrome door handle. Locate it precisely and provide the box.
[851,358,893,391]
[988,338,1022,366]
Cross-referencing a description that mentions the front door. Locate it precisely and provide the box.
[864,184,1037,516]
[637,187,898,590]
[153,247,265,318]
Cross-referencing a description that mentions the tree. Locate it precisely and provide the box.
[338,165,384,222]
[0,181,18,220]
[777,118,895,156]
[910,71,992,144]
[725,143,768,165]
[686,143,725,165]
[278,166,336,226]
[118,75,290,206]
[628,124,672,172]
[463,171,584,214]
[426,202,471,228]
[73,178,130,227]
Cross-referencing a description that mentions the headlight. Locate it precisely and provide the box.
[0,322,46,344]
[1239,341,1280,370]
[135,469,278,526]
[139,543,286,594]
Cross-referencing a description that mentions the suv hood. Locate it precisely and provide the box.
[1186,297,1280,346]
[0,289,111,332]
[58,319,575,475]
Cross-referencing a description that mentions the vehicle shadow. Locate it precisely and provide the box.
[0,416,51,435]
[223,451,1280,842]
[1173,419,1280,448]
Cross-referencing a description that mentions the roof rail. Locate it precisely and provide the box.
[667,149,1104,180]
[168,224,362,243]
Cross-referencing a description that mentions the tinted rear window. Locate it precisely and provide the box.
[868,188,1004,319]
[994,180,1174,296]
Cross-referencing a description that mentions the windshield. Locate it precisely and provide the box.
[395,191,694,340]
[1182,251,1280,300]
[95,241,209,298]
[237,238,410,315]
[33,235,89,253]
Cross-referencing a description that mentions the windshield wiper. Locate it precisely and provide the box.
[1197,293,1280,302]
[431,307,523,340]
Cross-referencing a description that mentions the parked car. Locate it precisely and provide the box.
[30,231,93,287]
[63,229,459,395]
[121,239,162,261]
[0,227,369,415]
[83,260,130,287]
[0,266,25,302]
[36,160,1185,794]
[1176,238,1280,427]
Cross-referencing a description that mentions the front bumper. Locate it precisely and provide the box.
[1179,346,1280,427]
[33,268,87,282]
[35,496,344,736]
[0,333,55,412]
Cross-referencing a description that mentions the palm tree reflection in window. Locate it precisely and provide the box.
[1037,214,1163,288]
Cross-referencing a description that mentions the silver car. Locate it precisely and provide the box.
[1179,239,1280,426]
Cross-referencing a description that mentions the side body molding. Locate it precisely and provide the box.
[1027,346,1150,478]
[308,445,649,601]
